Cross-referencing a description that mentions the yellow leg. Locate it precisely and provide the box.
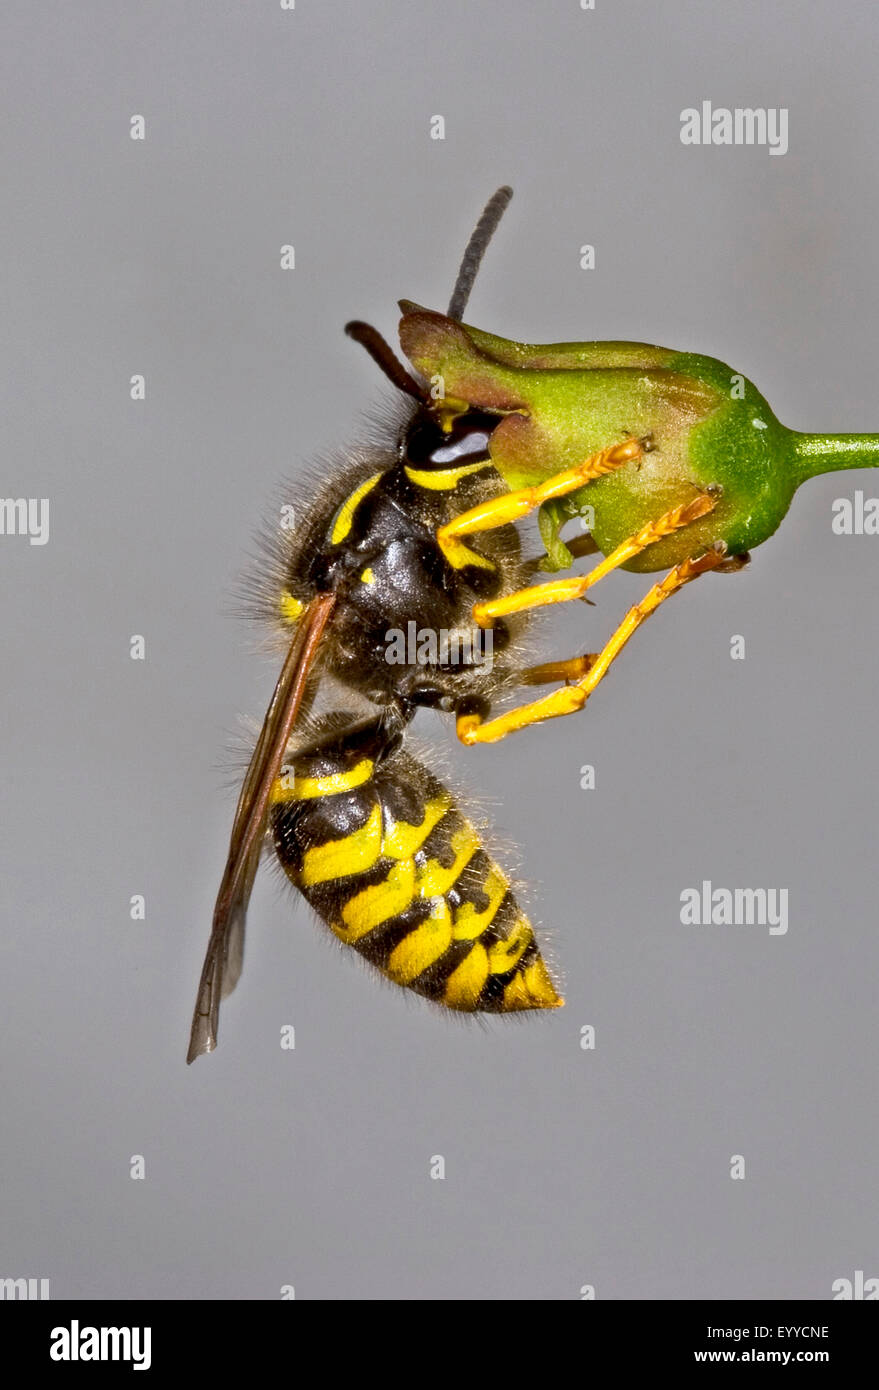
[457,547,728,745]
[473,493,717,628]
[436,437,643,569]
[521,655,597,685]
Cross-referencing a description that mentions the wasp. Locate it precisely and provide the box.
[188,188,879,1060]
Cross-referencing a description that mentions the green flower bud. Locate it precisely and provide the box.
[399,303,879,572]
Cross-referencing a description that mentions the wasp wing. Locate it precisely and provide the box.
[187,593,336,1063]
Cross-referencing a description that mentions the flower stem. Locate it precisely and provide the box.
[791,432,879,487]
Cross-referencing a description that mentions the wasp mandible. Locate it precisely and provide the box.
[188,187,879,1061]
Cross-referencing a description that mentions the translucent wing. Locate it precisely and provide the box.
[186,594,336,1063]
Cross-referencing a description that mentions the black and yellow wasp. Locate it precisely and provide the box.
[188,184,879,1059]
[187,189,574,1060]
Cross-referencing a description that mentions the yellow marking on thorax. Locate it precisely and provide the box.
[337,860,417,942]
[436,398,473,428]
[271,758,374,803]
[416,826,480,897]
[452,867,508,941]
[279,590,304,624]
[330,472,382,545]
[300,803,382,888]
[386,900,453,985]
[360,567,375,584]
[443,942,490,1009]
[404,459,493,491]
[384,795,451,860]
[487,918,533,973]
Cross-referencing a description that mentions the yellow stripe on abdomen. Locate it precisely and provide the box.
[384,795,451,859]
[271,758,374,803]
[386,901,453,985]
[443,942,490,1008]
[300,803,383,887]
[452,866,508,941]
[486,917,532,972]
[416,826,480,896]
[502,956,563,1010]
[336,860,417,942]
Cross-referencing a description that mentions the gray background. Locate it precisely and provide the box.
[2,0,877,1301]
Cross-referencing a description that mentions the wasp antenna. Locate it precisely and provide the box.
[345,320,427,402]
[447,186,514,322]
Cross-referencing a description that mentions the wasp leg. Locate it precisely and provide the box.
[436,437,643,569]
[716,550,750,573]
[456,546,728,745]
[521,655,597,685]
[473,493,718,628]
[562,533,601,561]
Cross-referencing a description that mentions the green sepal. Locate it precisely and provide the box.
[538,497,577,572]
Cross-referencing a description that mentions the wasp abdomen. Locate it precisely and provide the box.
[270,720,562,1013]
